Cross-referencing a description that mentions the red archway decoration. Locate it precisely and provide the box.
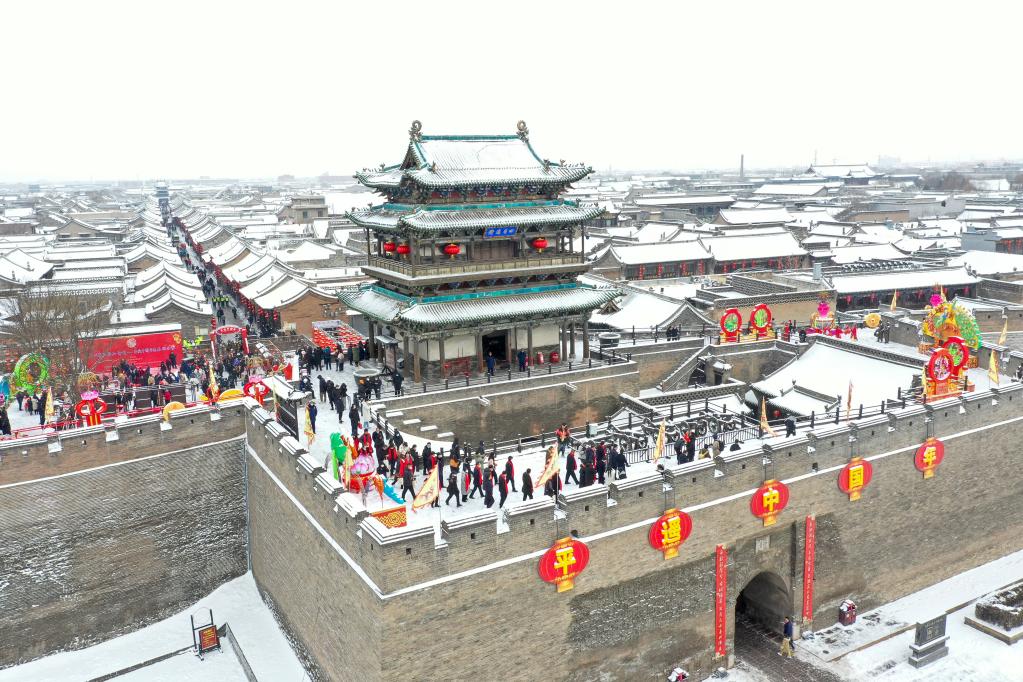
[243,379,270,405]
[211,324,249,355]
[720,308,742,341]
[927,347,954,383]
[942,336,970,373]
[750,303,773,335]
[75,397,108,426]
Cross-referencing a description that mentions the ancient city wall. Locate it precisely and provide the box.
[243,380,1023,680]
[0,436,247,668]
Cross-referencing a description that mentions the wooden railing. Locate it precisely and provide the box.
[365,254,586,278]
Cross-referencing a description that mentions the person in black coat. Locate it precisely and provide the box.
[470,462,483,499]
[674,437,686,465]
[504,456,516,492]
[565,449,579,485]
[685,430,696,462]
[498,472,509,508]
[348,403,359,438]
[392,372,404,396]
[521,469,533,501]
[422,443,433,476]
[401,465,416,500]
[373,429,386,464]
[445,471,461,507]
[0,407,11,436]
[595,454,606,485]
[483,469,495,508]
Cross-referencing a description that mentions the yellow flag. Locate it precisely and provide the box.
[846,381,853,420]
[989,352,1000,385]
[44,386,55,423]
[653,421,666,466]
[535,446,560,490]
[304,407,315,447]
[998,317,1007,345]
[889,290,898,311]
[412,464,440,512]
[760,398,778,437]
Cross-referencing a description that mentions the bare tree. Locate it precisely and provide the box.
[6,290,111,402]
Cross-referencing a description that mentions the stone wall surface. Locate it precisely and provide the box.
[0,438,247,667]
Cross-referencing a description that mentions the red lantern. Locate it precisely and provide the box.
[532,237,549,253]
[443,243,461,259]
[648,509,693,560]
[914,437,944,479]
[396,243,411,256]
[838,457,874,501]
[537,537,590,592]
[750,480,789,526]
[383,241,397,254]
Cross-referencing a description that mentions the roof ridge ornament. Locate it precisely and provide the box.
[409,120,423,142]
[516,120,529,141]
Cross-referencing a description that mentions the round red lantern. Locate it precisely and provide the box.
[532,237,549,253]
[537,537,589,592]
[750,479,789,526]
[396,243,411,256]
[648,508,693,560]
[443,243,461,259]
[914,437,944,479]
[838,457,874,501]
[383,241,397,254]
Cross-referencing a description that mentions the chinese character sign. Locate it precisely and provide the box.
[914,437,945,479]
[750,480,789,526]
[483,226,517,238]
[802,515,816,624]
[838,457,874,501]
[538,537,590,593]
[714,544,728,658]
[648,509,693,560]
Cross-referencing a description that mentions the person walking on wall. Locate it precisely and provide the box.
[521,468,533,501]
[445,471,461,507]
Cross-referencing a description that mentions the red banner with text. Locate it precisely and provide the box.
[803,515,816,624]
[87,331,183,373]
[715,544,728,658]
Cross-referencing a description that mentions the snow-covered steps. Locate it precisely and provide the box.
[436,431,454,439]
[419,425,437,433]
[385,411,404,418]
[402,418,421,425]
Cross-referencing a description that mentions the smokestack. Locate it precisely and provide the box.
[740,154,745,180]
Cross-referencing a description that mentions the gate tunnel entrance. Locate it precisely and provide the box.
[735,571,792,635]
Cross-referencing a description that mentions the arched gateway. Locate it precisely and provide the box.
[735,571,793,634]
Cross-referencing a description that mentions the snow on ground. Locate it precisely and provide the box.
[785,548,1023,681]
[0,572,306,682]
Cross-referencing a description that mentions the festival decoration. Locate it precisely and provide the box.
[648,509,692,560]
[75,396,108,427]
[383,241,397,254]
[942,336,970,372]
[243,379,270,405]
[921,291,981,350]
[370,506,407,528]
[534,447,560,490]
[714,544,728,658]
[538,537,589,593]
[759,397,778,437]
[218,388,244,401]
[12,353,50,392]
[749,303,773,336]
[914,437,944,479]
[76,371,100,395]
[652,421,666,467]
[838,457,873,501]
[926,347,955,396]
[810,295,835,330]
[802,516,816,625]
[750,479,789,526]
[864,313,881,329]
[396,243,411,256]
[162,401,185,422]
[719,308,742,342]
[412,464,441,511]
[443,243,461,259]
[531,237,549,253]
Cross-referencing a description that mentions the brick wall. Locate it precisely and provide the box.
[0,438,247,667]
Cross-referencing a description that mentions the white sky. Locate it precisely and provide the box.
[3,0,1022,182]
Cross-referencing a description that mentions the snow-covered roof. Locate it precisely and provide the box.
[828,267,979,294]
[701,231,806,261]
[609,241,711,265]
[717,207,794,225]
[0,248,54,283]
[950,250,1023,276]
[753,183,827,196]
[634,194,735,207]
[590,288,685,329]
[826,243,907,264]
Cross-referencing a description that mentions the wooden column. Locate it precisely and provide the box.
[439,336,446,378]
[368,321,376,360]
[476,331,484,373]
[570,321,576,358]
[527,323,534,365]
[560,321,568,361]
[413,337,422,383]
[402,334,410,378]
[582,318,590,359]
[507,327,515,365]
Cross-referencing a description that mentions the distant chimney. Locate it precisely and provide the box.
[812,262,823,282]
[740,154,745,180]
